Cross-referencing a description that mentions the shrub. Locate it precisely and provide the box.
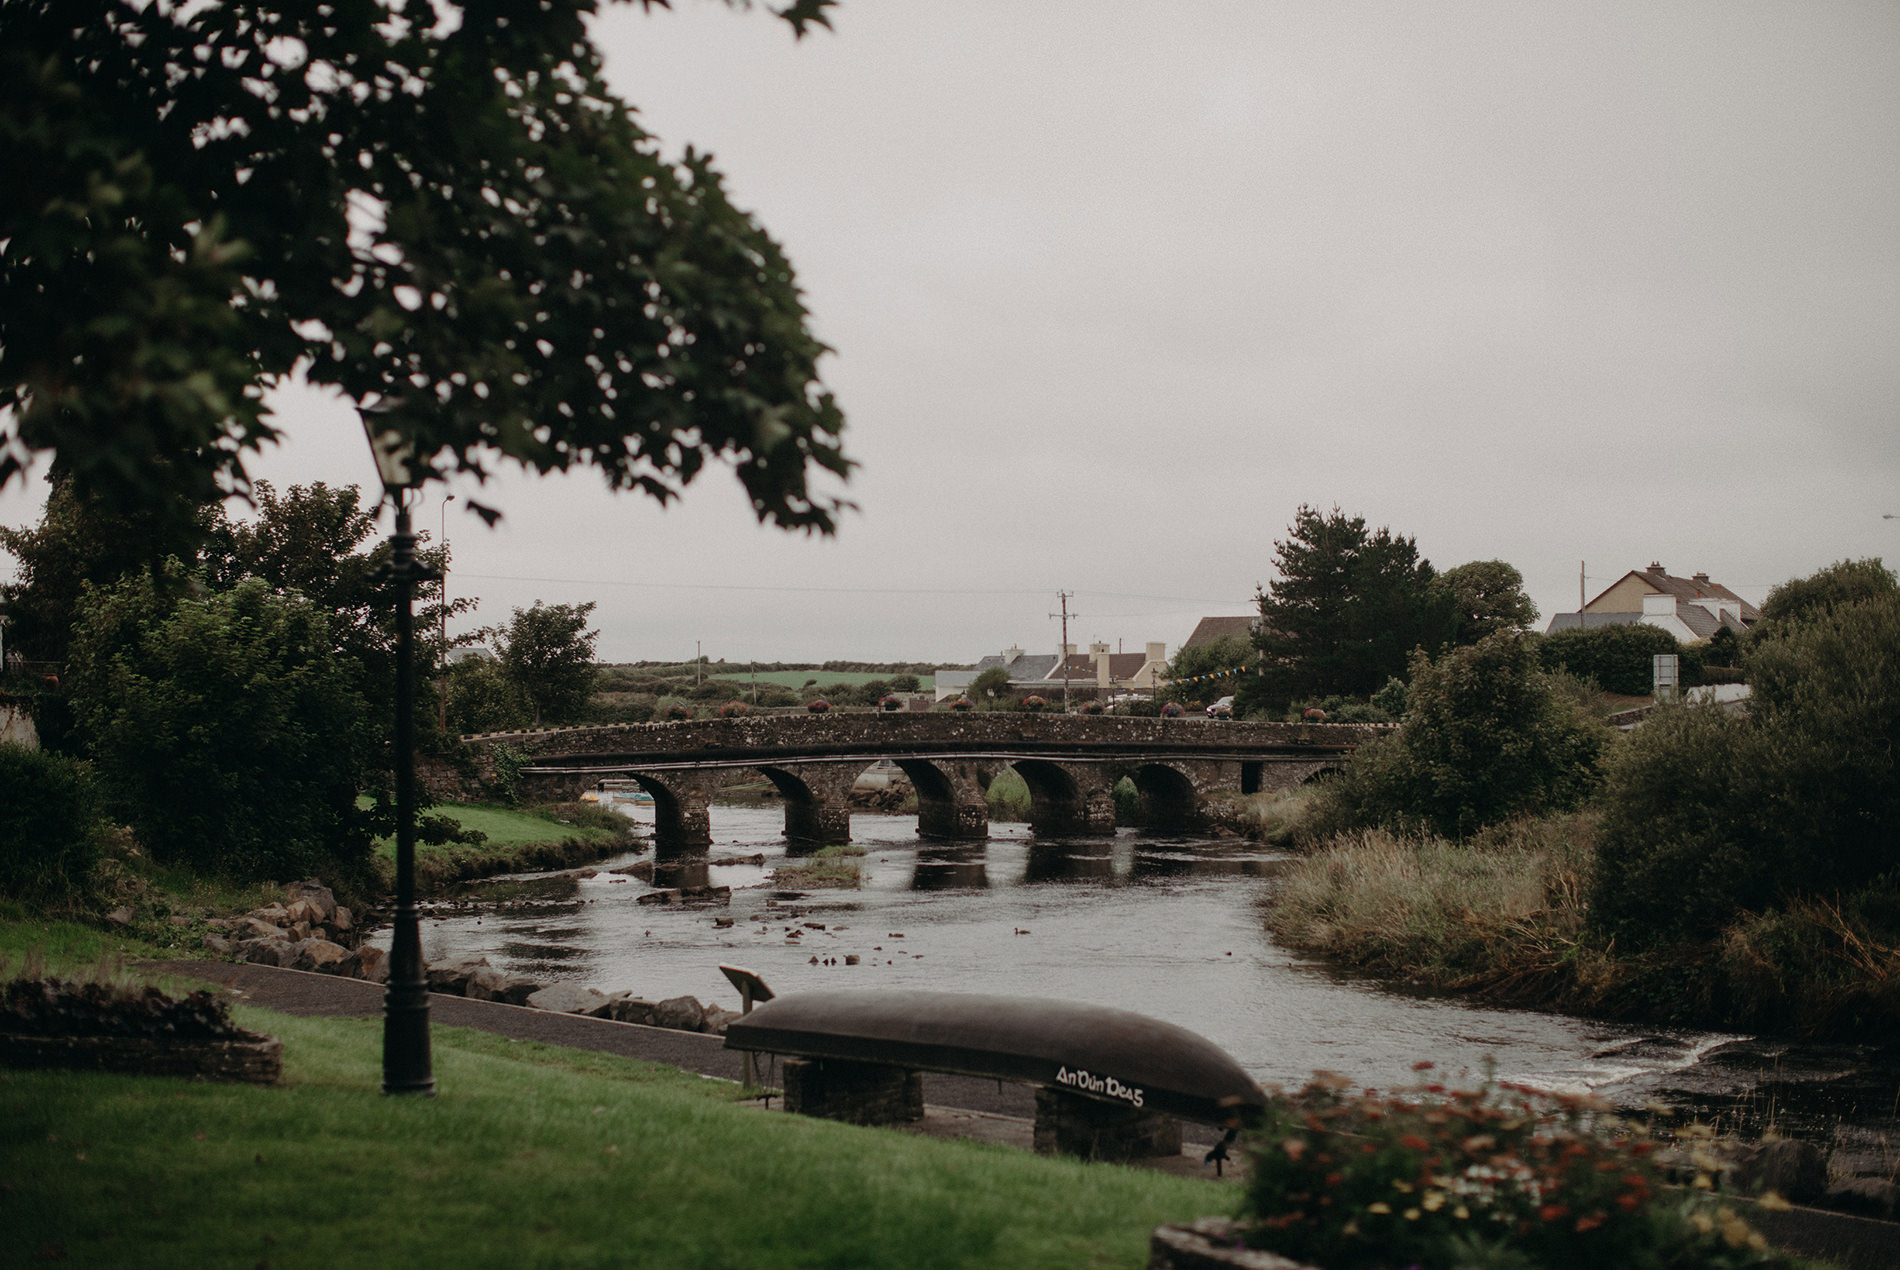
[946,697,972,712]
[878,694,903,712]
[1315,633,1607,840]
[67,575,374,884]
[805,697,830,713]
[1592,589,1900,947]
[1020,694,1047,712]
[662,702,692,721]
[1079,699,1104,715]
[717,700,750,719]
[1242,1071,1790,1270]
[1540,622,1687,695]
[1161,701,1184,717]
[0,743,103,902]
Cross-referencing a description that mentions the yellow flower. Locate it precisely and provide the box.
[1757,1191,1792,1211]
[1403,1208,1421,1221]
[1422,1192,1445,1212]
[1367,1202,1392,1215]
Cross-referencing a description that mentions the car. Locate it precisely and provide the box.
[1206,696,1234,718]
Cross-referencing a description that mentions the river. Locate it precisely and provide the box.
[403,804,1759,1110]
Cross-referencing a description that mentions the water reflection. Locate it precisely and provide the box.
[911,847,989,891]
[653,858,713,890]
[1023,842,1114,884]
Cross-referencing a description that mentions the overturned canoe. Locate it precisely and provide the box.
[723,989,1266,1124]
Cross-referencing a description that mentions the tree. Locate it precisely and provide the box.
[1757,557,1898,628]
[971,666,1012,701]
[1167,634,1254,701]
[1435,560,1538,645]
[0,0,850,551]
[66,573,375,883]
[492,601,600,726]
[1313,633,1607,840]
[0,470,207,666]
[1251,506,1451,706]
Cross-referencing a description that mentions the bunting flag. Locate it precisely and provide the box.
[1167,664,1253,686]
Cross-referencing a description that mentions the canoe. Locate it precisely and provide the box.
[724,989,1265,1124]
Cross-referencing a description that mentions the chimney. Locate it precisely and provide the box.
[1061,643,1076,657]
[1003,645,1023,662]
[1692,572,1710,588]
[1092,644,1111,687]
[1649,561,1664,574]
[1146,641,1166,664]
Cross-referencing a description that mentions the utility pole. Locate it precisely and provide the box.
[695,640,701,687]
[1580,561,1586,613]
[1050,590,1074,713]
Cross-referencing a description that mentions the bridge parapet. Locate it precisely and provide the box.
[463,713,1387,765]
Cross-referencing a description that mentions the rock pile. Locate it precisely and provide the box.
[201,880,385,982]
[422,956,739,1036]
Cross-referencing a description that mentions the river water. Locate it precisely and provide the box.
[407,804,1747,1107]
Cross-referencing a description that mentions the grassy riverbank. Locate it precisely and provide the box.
[1259,804,1900,1040]
[372,800,641,892]
[3,1006,1227,1268]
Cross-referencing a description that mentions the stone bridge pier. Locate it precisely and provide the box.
[758,763,865,850]
[901,759,989,841]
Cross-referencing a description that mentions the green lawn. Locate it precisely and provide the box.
[3,1009,1231,1268]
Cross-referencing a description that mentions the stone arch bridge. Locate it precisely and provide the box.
[461,714,1382,856]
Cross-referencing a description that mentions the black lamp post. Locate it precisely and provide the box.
[363,403,437,1096]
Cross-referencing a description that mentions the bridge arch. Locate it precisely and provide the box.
[755,762,867,849]
[896,758,988,841]
[1004,758,1117,837]
[1130,763,1201,834]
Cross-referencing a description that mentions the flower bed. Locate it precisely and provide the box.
[1227,1069,1797,1270]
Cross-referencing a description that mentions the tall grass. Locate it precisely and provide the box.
[1267,814,1594,999]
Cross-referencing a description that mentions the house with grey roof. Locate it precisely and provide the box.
[1545,563,1757,642]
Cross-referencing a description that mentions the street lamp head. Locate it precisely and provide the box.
[360,396,425,495]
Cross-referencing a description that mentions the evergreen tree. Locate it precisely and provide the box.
[1251,505,1451,707]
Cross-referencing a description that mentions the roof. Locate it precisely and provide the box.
[1182,615,1255,649]
[1590,566,1762,624]
[1005,653,1059,682]
[1545,611,1642,634]
[1052,652,1153,681]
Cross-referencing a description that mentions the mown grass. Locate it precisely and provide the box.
[369,800,641,891]
[985,768,1032,822]
[2,1009,1228,1268]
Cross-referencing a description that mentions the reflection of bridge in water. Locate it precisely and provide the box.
[463,714,1382,856]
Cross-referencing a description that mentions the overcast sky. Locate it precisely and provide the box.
[5,1,1898,666]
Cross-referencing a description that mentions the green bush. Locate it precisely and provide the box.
[67,575,375,885]
[1592,589,1900,947]
[1539,622,1689,695]
[0,743,103,902]
[1314,633,1607,839]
